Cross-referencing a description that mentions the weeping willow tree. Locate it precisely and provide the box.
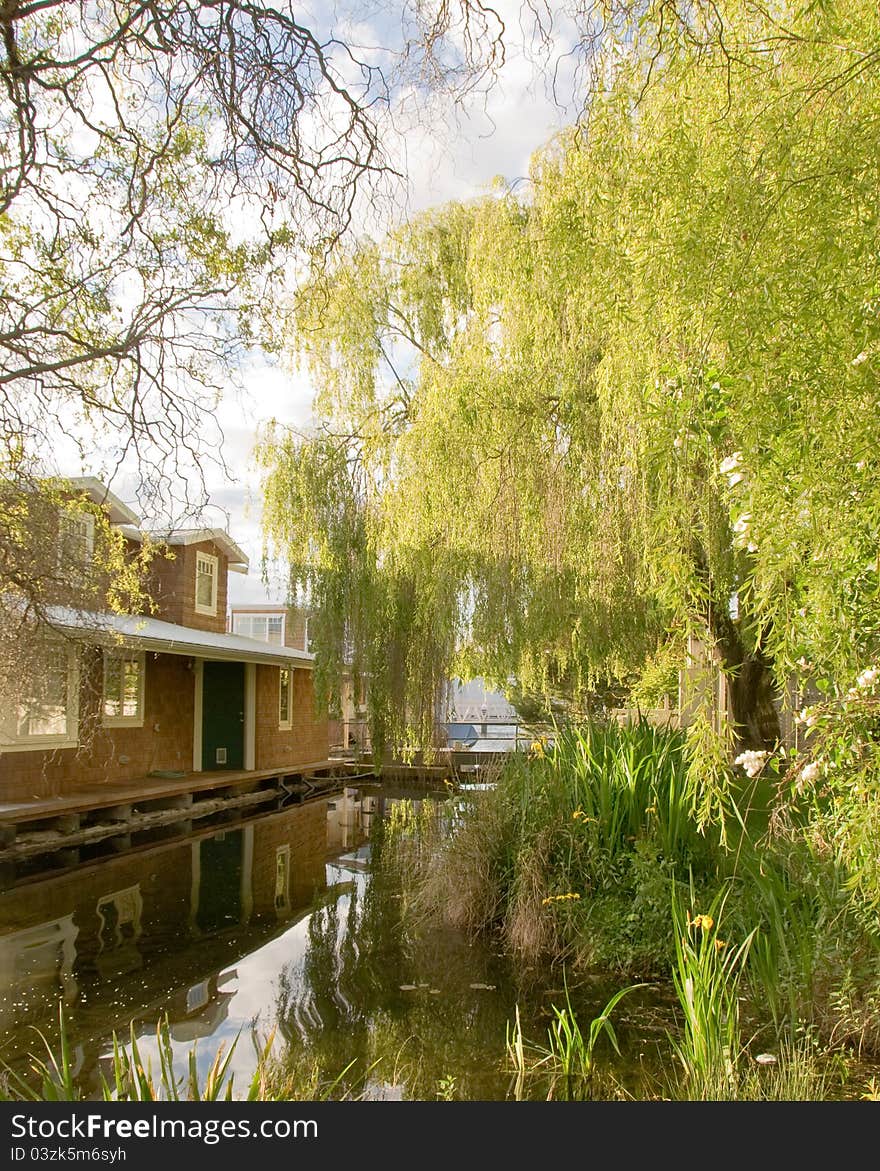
[258,0,880,774]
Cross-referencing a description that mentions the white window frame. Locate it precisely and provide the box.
[278,666,292,730]
[194,552,219,616]
[102,648,146,727]
[57,509,95,572]
[0,643,80,751]
[232,612,285,644]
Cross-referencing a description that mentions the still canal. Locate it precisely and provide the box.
[0,782,674,1100]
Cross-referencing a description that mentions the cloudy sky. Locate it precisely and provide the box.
[62,4,584,608]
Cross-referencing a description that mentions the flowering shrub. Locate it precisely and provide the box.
[733,749,770,779]
[773,664,880,911]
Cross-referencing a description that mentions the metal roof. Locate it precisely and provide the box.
[48,606,315,668]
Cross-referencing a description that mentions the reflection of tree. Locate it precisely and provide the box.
[271,815,555,1100]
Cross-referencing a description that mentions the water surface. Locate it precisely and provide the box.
[0,784,674,1100]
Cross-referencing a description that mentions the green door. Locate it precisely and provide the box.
[196,830,243,932]
[202,661,245,770]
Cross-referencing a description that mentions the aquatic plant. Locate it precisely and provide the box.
[412,720,730,971]
[505,978,644,1101]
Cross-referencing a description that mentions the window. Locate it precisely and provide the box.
[274,845,290,914]
[58,509,95,571]
[96,886,143,950]
[195,552,218,615]
[0,644,79,750]
[102,649,145,726]
[232,613,284,644]
[278,667,292,729]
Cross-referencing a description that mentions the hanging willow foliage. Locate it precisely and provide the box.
[257,0,880,779]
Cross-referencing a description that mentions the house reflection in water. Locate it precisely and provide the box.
[0,793,376,1093]
[326,787,380,852]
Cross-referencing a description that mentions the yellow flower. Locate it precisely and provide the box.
[715,939,727,951]
[572,809,596,822]
[688,913,715,932]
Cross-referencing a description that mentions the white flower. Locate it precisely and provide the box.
[856,666,879,689]
[673,435,684,449]
[719,452,742,475]
[746,541,759,553]
[799,761,820,784]
[851,351,868,366]
[734,749,770,778]
[732,513,752,535]
[727,471,745,488]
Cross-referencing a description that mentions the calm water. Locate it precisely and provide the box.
[0,784,675,1100]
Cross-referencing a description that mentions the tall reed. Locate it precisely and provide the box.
[549,719,707,863]
[411,719,732,970]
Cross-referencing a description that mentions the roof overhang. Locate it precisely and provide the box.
[144,528,249,574]
[57,476,141,527]
[46,607,315,668]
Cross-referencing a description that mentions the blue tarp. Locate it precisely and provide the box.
[443,722,479,747]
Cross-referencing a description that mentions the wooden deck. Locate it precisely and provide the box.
[0,758,350,827]
[0,757,374,873]
[0,752,498,874]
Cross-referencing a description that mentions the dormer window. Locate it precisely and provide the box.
[58,509,95,571]
[232,612,284,644]
[195,552,218,615]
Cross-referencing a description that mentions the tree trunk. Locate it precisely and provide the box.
[708,600,781,753]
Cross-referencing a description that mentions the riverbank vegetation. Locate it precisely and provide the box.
[392,721,880,1098]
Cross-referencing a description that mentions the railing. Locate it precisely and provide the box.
[329,718,372,760]
[440,719,531,752]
